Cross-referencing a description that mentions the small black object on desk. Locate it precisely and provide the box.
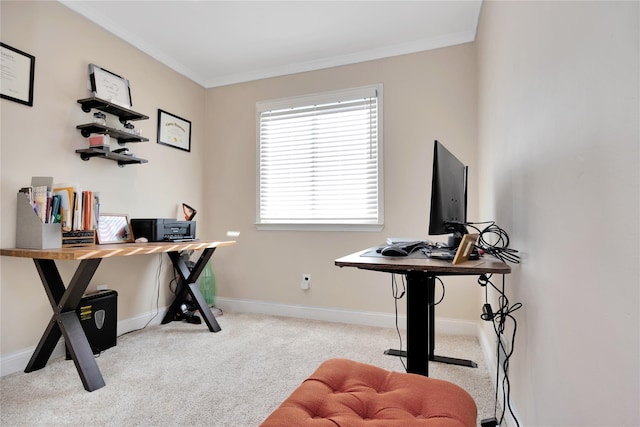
[377,241,430,257]
[376,240,479,261]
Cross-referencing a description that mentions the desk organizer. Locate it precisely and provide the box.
[16,193,62,249]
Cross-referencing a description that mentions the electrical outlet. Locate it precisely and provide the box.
[301,274,311,290]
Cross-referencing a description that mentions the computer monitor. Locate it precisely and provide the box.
[428,140,468,248]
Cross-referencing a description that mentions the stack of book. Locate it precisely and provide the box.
[17,177,100,248]
[50,184,100,233]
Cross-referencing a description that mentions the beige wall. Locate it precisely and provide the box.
[1,1,481,361]
[3,1,638,423]
[476,1,639,425]
[204,46,480,317]
[1,1,205,354]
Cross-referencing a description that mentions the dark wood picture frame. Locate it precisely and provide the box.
[0,42,35,107]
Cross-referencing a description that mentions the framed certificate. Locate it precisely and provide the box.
[88,63,132,108]
[0,42,35,107]
[157,109,191,152]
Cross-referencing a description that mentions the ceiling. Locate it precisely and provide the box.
[60,1,482,88]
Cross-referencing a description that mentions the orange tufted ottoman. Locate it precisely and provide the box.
[260,358,477,427]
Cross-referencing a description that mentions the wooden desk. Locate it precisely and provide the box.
[1,240,235,391]
[335,248,510,376]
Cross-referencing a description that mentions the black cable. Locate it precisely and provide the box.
[169,275,178,295]
[466,221,520,264]
[407,242,430,255]
[118,253,163,338]
[479,273,522,426]
[391,274,408,372]
[434,276,445,305]
[390,272,444,373]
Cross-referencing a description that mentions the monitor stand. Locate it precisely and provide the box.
[446,225,468,248]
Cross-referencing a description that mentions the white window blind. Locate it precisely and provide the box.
[257,85,383,228]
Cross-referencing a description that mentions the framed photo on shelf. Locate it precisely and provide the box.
[0,42,35,107]
[452,233,480,265]
[88,63,132,109]
[157,109,191,152]
[97,213,135,244]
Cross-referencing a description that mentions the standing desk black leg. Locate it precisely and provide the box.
[161,248,221,332]
[406,272,432,376]
[383,272,432,376]
[27,258,106,392]
[427,275,436,361]
[426,274,477,368]
[384,272,478,373]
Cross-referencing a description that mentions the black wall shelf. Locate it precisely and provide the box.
[77,97,149,123]
[76,97,149,166]
[76,148,148,167]
[76,123,149,145]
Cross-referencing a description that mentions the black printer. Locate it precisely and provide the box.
[130,218,196,242]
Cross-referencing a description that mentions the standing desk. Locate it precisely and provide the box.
[335,248,510,376]
[0,240,235,391]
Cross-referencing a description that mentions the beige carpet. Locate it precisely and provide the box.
[0,312,498,426]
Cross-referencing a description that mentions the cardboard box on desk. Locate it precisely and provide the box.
[16,193,61,249]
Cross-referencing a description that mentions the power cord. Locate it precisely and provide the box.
[434,276,445,305]
[391,273,407,372]
[118,253,163,338]
[466,221,520,264]
[478,273,522,427]
[390,274,445,372]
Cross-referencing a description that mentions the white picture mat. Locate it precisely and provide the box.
[158,110,191,151]
[90,64,131,108]
[1,44,34,105]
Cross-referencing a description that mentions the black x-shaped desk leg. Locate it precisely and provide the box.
[161,248,221,332]
[26,258,105,392]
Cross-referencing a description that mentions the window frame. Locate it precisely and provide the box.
[255,84,384,232]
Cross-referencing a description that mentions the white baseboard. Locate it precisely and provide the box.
[215,296,480,336]
[0,308,166,377]
[1,299,481,378]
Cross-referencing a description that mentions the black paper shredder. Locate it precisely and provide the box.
[65,290,118,359]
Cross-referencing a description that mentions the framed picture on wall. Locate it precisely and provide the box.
[157,109,191,152]
[0,42,35,107]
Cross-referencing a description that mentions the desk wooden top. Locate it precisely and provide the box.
[335,247,511,276]
[0,240,236,261]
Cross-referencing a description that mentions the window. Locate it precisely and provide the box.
[257,85,383,231]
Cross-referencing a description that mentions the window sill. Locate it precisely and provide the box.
[255,223,384,232]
